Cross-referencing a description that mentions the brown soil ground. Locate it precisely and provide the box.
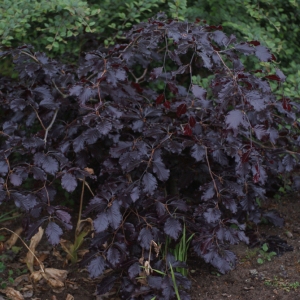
[1,195,300,300]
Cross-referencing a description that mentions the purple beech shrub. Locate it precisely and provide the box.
[0,13,300,299]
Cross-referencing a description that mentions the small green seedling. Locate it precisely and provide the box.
[257,243,276,264]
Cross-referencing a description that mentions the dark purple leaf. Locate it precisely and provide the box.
[97,120,112,135]
[156,201,166,216]
[42,155,59,175]
[275,69,286,82]
[263,210,284,227]
[46,222,63,245]
[191,144,205,162]
[130,186,140,203]
[282,155,296,172]
[0,160,8,175]
[192,85,206,100]
[31,167,47,181]
[267,128,279,144]
[255,45,272,62]
[201,184,215,201]
[204,208,221,223]
[110,141,132,158]
[148,276,162,288]
[107,201,122,230]
[73,134,86,153]
[212,30,228,46]
[11,192,37,211]
[94,212,109,233]
[164,218,182,240]
[26,218,48,239]
[142,172,157,195]
[222,198,237,213]
[253,125,267,140]
[162,276,175,299]
[97,276,117,296]
[88,256,106,278]
[138,228,153,249]
[128,262,140,280]
[151,67,163,79]
[107,247,121,267]
[235,43,255,55]
[246,91,266,111]
[9,173,22,186]
[61,173,77,192]
[55,210,71,224]
[152,151,170,181]
[225,110,248,130]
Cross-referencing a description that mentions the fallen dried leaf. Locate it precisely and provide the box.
[0,287,24,300]
[52,249,64,261]
[84,167,94,175]
[13,274,29,286]
[66,294,74,300]
[24,227,44,273]
[5,227,23,249]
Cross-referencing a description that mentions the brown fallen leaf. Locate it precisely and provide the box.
[0,287,24,300]
[13,274,29,286]
[84,167,94,175]
[5,227,23,249]
[34,252,48,265]
[66,294,74,300]
[24,226,44,273]
[31,267,68,290]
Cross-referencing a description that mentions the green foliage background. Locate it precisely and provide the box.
[1,0,299,97]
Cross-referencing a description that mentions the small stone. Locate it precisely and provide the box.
[285,231,293,238]
[249,269,258,276]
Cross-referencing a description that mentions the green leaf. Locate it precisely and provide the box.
[257,258,264,264]
[262,243,268,252]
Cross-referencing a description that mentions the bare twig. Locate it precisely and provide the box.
[205,146,220,198]
[52,80,67,98]
[20,51,39,63]
[44,109,59,143]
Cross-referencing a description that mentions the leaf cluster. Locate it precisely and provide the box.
[0,14,300,298]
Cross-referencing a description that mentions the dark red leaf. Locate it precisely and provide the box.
[168,82,179,94]
[156,94,165,104]
[248,40,260,46]
[189,116,196,127]
[265,75,281,82]
[183,124,192,136]
[176,103,187,117]
[163,101,170,109]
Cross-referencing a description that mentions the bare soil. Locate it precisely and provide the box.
[1,195,300,300]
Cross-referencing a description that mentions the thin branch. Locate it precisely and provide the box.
[52,80,67,98]
[44,109,59,143]
[76,177,85,233]
[20,51,39,63]
[31,105,46,130]
[205,146,220,198]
